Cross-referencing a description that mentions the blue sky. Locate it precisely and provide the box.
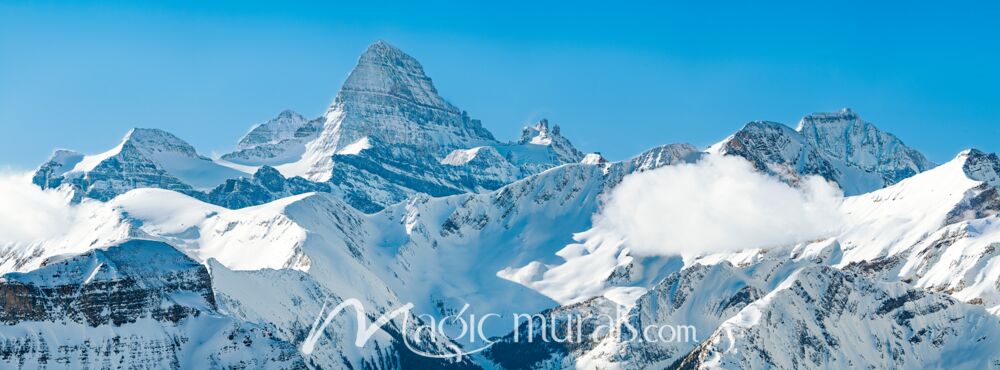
[1,1,998,169]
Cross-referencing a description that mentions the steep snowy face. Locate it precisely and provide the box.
[0,240,306,369]
[837,150,985,263]
[714,109,932,195]
[32,128,248,200]
[287,41,496,181]
[222,110,323,166]
[797,108,934,185]
[836,149,1000,308]
[677,266,1000,370]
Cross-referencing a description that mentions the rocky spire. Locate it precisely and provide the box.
[518,118,584,163]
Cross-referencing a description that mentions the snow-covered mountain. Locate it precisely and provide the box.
[484,146,1000,369]
[33,41,588,213]
[0,239,306,369]
[677,266,1000,369]
[11,40,1000,370]
[222,109,323,166]
[3,143,701,369]
[249,41,587,212]
[32,128,249,200]
[711,108,934,195]
[277,40,498,180]
[834,149,1000,308]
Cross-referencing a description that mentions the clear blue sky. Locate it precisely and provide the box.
[1,1,998,169]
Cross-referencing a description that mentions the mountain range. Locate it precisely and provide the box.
[5,41,1000,369]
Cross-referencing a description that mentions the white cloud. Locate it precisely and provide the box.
[595,155,844,256]
[0,169,76,243]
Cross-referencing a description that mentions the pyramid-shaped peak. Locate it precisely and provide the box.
[126,128,186,142]
[336,40,456,113]
[358,40,417,66]
[364,40,403,54]
[123,128,200,157]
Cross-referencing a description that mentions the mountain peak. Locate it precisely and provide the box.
[796,107,860,131]
[519,118,565,145]
[357,40,410,67]
[336,40,454,112]
[362,39,402,56]
[794,109,934,183]
[515,118,584,163]
[960,148,1000,188]
[289,40,497,182]
[123,128,200,157]
[275,109,303,119]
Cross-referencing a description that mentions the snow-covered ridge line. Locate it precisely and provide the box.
[32,41,591,213]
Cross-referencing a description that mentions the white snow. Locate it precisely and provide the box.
[335,136,372,155]
[69,133,128,173]
[837,151,981,263]
[440,147,486,165]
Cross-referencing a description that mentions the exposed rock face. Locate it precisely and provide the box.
[715,108,934,195]
[963,148,1000,187]
[0,240,305,369]
[797,108,934,184]
[717,120,839,185]
[0,239,215,326]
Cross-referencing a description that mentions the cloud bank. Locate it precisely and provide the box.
[0,170,76,244]
[596,155,844,256]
